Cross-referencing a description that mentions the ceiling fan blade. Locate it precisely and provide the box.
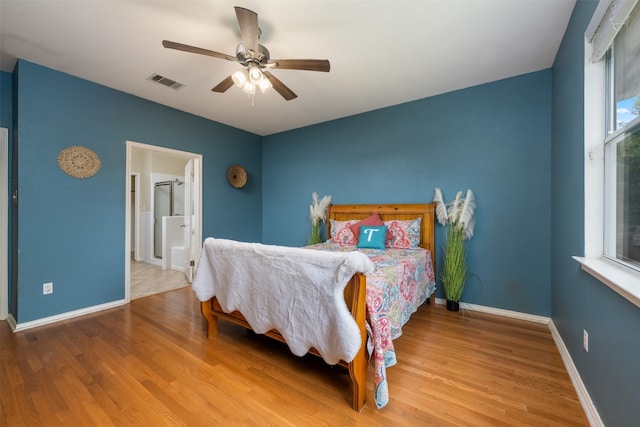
[162,40,237,62]
[263,71,297,101]
[234,7,259,57]
[268,59,330,72]
[211,75,234,93]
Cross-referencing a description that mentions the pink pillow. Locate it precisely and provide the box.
[349,213,384,240]
[385,217,422,248]
[329,219,358,245]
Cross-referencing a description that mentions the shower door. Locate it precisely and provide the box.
[154,182,171,258]
[154,180,184,258]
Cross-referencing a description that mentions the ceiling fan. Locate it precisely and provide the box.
[162,6,330,101]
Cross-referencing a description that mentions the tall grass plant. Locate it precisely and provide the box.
[433,188,476,304]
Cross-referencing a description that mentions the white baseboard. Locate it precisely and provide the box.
[9,299,127,332]
[435,298,603,426]
[548,321,604,427]
[6,313,16,330]
[434,297,551,324]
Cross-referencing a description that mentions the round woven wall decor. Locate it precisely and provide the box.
[227,164,247,188]
[57,146,102,179]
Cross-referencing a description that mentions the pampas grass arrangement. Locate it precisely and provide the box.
[433,188,476,309]
[308,192,332,244]
[442,226,466,305]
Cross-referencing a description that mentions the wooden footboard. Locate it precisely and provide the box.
[200,272,369,412]
[197,202,437,411]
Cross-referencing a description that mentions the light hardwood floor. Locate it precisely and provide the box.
[1,288,589,426]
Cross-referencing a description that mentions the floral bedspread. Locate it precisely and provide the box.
[306,242,436,408]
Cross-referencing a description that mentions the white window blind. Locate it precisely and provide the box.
[585,0,639,62]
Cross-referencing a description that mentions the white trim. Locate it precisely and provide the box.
[574,256,640,308]
[584,41,605,259]
[585,0,639,62]
[9,299,127,332]
[434,298,601,426]
[548,321,605,427]
[434,297,550,324]
[0,128,7,320]
[6,313,16,330]
[125,145,132,302]
[585,0,615,42]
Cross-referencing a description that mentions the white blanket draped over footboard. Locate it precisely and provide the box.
[192,238,375,365]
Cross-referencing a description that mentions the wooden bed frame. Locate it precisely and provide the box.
[199,202,436,411]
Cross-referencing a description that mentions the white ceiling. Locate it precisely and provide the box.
[0,0,576,136]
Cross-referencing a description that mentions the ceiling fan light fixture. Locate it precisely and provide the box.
[248,63,263,83]
[242,81,256,95]
[258,76,272,93]
[232,69,248,87]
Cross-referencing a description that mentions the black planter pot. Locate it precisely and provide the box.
[446,300,460,312]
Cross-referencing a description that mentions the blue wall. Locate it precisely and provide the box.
[551,1,640,425]
[263,70,552,316]
[0,71,11,131]
[13,60,262,322]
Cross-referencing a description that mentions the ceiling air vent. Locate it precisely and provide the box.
[147,73,184,90]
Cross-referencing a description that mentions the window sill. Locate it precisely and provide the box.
[573,256,640,308]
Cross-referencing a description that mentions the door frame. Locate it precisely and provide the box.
[124,140,202,302]
[0,128,7,320]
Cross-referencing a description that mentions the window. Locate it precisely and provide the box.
[603,4,640,270]
[579,0,640,308]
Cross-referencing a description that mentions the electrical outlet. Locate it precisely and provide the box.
[583,329,589,352]
[43,282,53,295]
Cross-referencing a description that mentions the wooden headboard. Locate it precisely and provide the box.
[327,203,437,274]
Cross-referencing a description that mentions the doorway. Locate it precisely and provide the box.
[125,141,202,302]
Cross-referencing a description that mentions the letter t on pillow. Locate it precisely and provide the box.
[349,213,384,241]
[357,226,388,249]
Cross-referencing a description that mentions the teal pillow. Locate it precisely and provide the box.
[357,225,388,250]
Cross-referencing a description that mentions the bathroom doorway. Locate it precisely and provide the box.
[125,141,202,302]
